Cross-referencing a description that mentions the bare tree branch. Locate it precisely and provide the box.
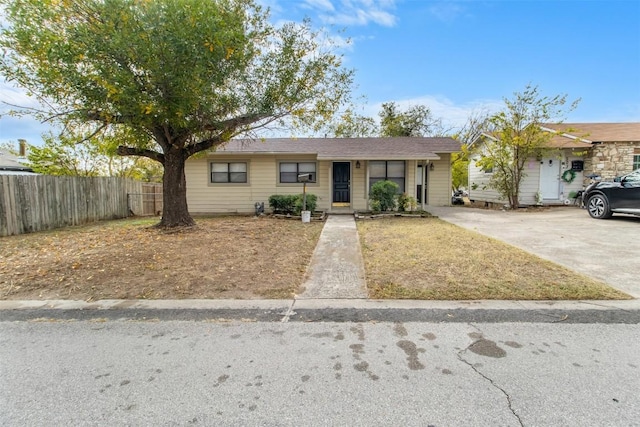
[204,113,270,132]
[76,123,108,144]
[116,146,164,163]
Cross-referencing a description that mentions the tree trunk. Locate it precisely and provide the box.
[159,148,195,227]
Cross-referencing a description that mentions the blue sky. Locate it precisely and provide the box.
[1,0,639,147]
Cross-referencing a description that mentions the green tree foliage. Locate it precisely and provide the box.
[379,102,444,137]
[28,134,103,177]
[450,147,470,190]
[27,130,163,181]
[475,84,579,208]
[325,102,447,138]
[325,108,378,137]
[0,0,353,227]
[451,112,490,190]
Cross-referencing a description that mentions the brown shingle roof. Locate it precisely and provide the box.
[542,123,640,143]
[545,132,592,149]
[0,152,33,172]
[475,131,591,149]
[210,137,461,160]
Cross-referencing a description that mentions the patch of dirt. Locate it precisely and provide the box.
[0,216,323,301]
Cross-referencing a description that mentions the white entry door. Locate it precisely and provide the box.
[540,158,560,199]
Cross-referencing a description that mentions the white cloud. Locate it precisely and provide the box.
[429,2,466,23]
[303,0,335,12]
[304,0,398,27]
[362,94,503,131]
[0,81,42,111]
[0,81,55,147]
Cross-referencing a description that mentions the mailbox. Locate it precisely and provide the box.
[297,173,311,183]
[571,160,584,171]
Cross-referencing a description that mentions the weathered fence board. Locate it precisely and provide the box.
[0,175,162,236]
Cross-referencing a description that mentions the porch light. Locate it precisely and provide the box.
[355,160,361,169]
[429,163,435,171]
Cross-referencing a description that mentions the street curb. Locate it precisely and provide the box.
[1,299,640,324]
[1,298,639,311]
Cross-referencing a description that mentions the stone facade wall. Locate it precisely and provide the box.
[583,141,640,184]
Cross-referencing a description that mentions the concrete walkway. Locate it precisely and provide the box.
[297,215,367,299]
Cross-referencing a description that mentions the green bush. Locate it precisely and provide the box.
[370,180,399,212]
[269,193,317,215]
[295,193,317,214]
[397,192,417,212]
[268,194,298,214]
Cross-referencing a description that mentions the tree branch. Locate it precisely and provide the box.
[184,136,224,157]
[117,146,164,164]
[85,110,136,125]
[204,113,269,132]
[76,124,108,144]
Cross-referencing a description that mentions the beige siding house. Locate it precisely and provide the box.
[185,137,461,214]
[469,122,640,207]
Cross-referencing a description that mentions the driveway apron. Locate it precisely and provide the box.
[427,206,640,298]
[298,215,367,299]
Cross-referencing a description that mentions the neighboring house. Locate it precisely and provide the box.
[543,123,640,180]
[468,122,640,207]
[0,152,35,175]
[185,137,461,214]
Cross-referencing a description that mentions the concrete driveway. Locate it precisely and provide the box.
[427,206,640,298]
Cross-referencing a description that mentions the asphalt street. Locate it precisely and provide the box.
[1,319,639,426]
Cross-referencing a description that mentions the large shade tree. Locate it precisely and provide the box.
[0,0,353,227]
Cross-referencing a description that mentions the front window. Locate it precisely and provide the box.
[633,153,640,171]
[369,160,405,192]
[279,162,316,183]
[210,162,247,183]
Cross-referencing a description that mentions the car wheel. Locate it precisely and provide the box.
[587,194,613,219]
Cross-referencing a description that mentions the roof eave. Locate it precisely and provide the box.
[317,154,441,161]
[208,151,316,156]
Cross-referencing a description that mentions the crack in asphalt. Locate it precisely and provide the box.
[458,324,524,427]
[534,311,570,322]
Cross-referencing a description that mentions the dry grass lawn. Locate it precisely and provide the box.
[1,215,630,301]
[0,217,323,301]
[358,217,630,300]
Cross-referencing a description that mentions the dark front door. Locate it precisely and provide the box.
[333,162,350,204]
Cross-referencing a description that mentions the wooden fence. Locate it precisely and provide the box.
[127,183,164,217]
[0,175,162,237]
